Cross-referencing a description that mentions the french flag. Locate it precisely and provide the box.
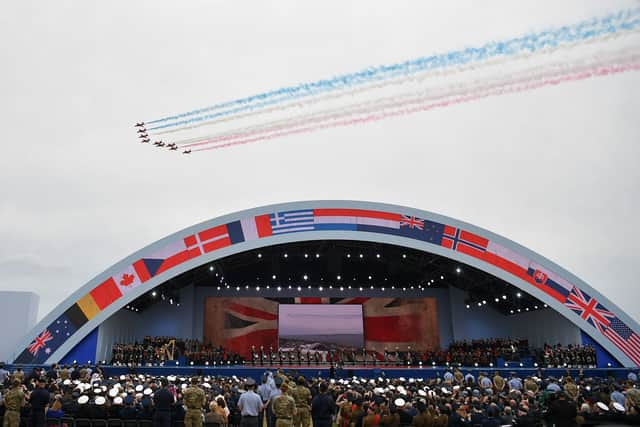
[227,215,274,243]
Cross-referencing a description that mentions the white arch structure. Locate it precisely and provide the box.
[13,201,640,366]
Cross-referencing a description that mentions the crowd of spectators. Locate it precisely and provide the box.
[2,362,640,427]
[110,337,244,366]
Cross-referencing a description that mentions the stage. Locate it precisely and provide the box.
[5,364,636,381]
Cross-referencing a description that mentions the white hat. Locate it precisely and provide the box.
[409,378,415,383]
[374,387,385,394]
[394,398,406,407]
[167,375,176,382]
[388,385,395,390]
[113,396,123,405]
[397,386,407,395]
[613,402,625,412]
[108,388,118,398]
[78,395,89,404]
[203,383,211,389]
[442,387,451,395]
[135,385,143,392]
[135,393,143,400]
[418,390,427,397]
[143,388,152,396]
[93,388,102,395]
[63,379,71,386]
[399,377,406,382]
[95,396,106,406]
[330,379,335,384]
[597,402,609,411]
[120,375,126,381]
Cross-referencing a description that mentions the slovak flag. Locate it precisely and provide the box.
[533,270,548,284]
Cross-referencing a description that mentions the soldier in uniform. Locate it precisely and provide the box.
[564,377,579,401]
[292,376,311,427]
[183,377,205,427]
[10,367,24,384]
[524,377,539,394]
[493,372,505,392]
[272,382,296,427]
[3,379,25,427]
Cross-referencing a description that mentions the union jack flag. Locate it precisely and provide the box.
[400,215,424,230]
[565,287,615,332]
[28,329,53,356]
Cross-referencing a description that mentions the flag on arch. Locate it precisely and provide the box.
[564,286,615,332]
[441,225,488,258]
[15,312,80,364]
[603,317,640,366]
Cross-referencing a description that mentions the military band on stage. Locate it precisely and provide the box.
[248,345,419,367]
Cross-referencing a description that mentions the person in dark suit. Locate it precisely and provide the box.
[311,382,335,427]
[28,377,50,427]
[548,392,577,427]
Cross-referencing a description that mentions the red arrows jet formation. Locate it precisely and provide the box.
[134,121,189,154]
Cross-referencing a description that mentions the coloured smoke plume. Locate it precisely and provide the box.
[179,51,640,150]
[133,8,640,154]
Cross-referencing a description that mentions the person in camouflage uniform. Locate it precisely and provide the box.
[183,377,205,427]
[291,376,311,427]
[3,379,25,427]
[272,382,296,427]
[10,367,24,385]
[493,372,505,392]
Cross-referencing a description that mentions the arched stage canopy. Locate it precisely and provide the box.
[13,201,640,367]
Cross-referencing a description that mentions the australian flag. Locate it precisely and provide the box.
[15,313,79,364]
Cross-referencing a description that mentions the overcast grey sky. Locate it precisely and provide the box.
[0,1,639,322]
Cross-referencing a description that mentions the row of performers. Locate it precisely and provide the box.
[249,345,420,366]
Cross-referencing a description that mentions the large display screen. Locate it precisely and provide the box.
[278,304,364,350]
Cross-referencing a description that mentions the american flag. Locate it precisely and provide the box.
[604,317,640,366]
[270,210,315,234]
[565,287,615,331]
[400,215,424,230]
[28,329,53,356]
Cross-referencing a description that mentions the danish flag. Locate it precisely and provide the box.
[28,329,53,356]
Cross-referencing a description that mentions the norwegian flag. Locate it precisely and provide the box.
[565,287,615,332]
[28,329,53,356]
[400,215,424,230]
[441,226,488,259]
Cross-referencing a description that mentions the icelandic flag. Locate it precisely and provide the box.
[270,210,315,234]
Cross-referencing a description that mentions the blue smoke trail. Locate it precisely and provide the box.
[147,8,640,130]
